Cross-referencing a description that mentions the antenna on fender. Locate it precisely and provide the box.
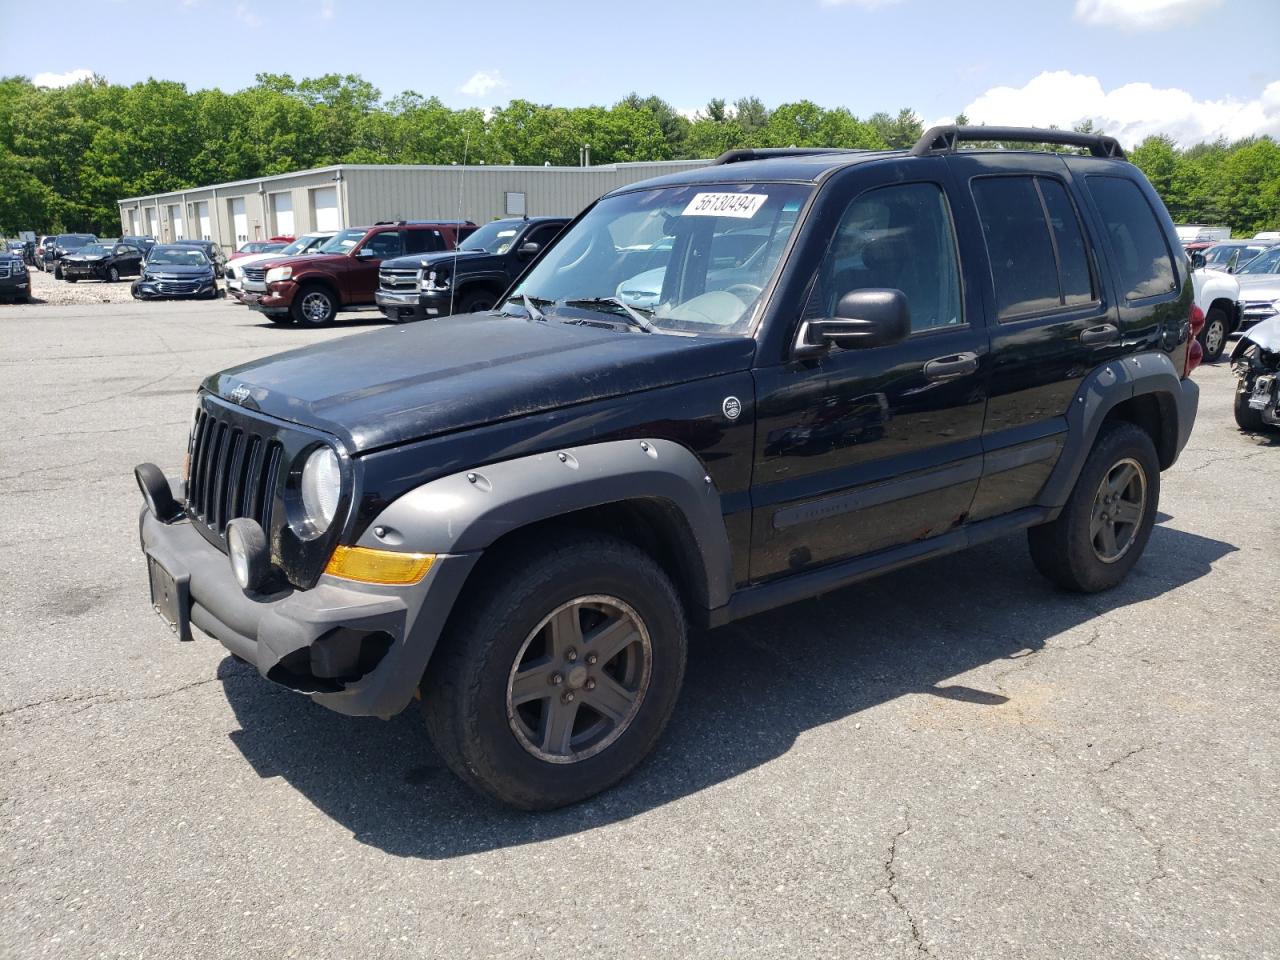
[448,130,470,318]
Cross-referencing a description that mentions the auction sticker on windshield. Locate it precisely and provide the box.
[682,193,768,219]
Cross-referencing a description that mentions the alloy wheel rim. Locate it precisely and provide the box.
[1205,318,1224,356]
[506,595,652,764]
[1090,457,1146,563]
[301,292,330,323]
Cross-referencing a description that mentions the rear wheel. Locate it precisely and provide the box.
[66,276,77,283]
[1028,421,1160,593]
[108,266,120,283]
[422,532,687,809]
[291,284,336,325]
[54,263,62,279]
[1199,307,1229,363]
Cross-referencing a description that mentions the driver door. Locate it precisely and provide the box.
[351,230,404,298]
[750,163,991,581]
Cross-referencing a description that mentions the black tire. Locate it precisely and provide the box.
[53,263,62,279]
[66,276,77,283]
[290,284,336,325]
[108,266,120,282]
[1199,307,1229,363]
[456,288,499,315]
[422,531,687,810]
[1234,378,1266,432]
[1028,421,1160,593]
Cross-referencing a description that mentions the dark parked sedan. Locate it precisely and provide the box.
[167,240,227,277]
[43,233,97,278]
[61,242,146,282]
[131,245,220,300]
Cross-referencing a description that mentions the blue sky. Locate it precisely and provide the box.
[3,0,1278,146]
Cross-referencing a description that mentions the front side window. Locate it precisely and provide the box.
[809,181,963,333]
[1086,176,1177,301]
[972,175,1098,320]
[462,220,524,255]
[512,183,811,336]
[360,231,403,258]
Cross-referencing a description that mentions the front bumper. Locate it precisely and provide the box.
[0,275,29,296]
[375,289,428,322]
[138,476,478,717]
[245,281,295,316]
[1239,300,1278,330]
[62,262,105,279]
[133,277,217,299]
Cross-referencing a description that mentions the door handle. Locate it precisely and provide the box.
[923,352,979,381]
[1080,323,1119,345]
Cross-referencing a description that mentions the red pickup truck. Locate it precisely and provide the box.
[244,221,475,325]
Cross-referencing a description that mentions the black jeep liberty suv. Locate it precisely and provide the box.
[135,127,1202,810]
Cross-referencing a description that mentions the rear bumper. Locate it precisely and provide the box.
[137,475,478,717]
[1174,375,1199,460]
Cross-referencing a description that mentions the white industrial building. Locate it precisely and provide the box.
[117,160,706,250]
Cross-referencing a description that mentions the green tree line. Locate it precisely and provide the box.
[1,73,1277,236]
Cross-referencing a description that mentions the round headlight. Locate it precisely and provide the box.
[300,446,341,531]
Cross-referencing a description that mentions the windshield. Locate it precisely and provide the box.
[1236,246,1280,275]
[80,244,111,256]
[510,183,809,336]
[148,249,210,267]
[318,228,367,254]
[60,236,92,249]
[461,221,522,255]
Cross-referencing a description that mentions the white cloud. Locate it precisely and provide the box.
[32,68,94,88]
[961,71,1280,147]
[233,2,261,27]
[458,70,507,99]
[1074,0,1221,30]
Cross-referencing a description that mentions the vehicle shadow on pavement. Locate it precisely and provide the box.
[221,519,1235,859]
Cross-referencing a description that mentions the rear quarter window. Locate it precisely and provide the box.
[1085,176,1177,301]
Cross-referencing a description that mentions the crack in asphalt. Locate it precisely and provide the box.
[0,669,257,725]
[882,815,934,958]
[1190,449,1272,472]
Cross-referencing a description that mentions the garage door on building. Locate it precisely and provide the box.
[229,197,248,244]
[311,187,339,232]
[144,207,159,238]
[270,192,294,237]
[127,209,138,237]
[194,201,210,240]
[168,204,184,240]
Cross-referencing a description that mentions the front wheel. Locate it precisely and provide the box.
[291,285,336,325]
[1234,377,1267,432]
[54,263,62,279]
[108,266,120,282]
[1199,307,1229,363]
[66,276,77,283]
[422,532,687,810]
[1028,421,1160,593]
[456,288,498,315]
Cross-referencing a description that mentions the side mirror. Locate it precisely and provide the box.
[1190,252,1205,269]
[794,288,911,358]
[517,241,540,259]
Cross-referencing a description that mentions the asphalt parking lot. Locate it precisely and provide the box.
[2,297,1278,960]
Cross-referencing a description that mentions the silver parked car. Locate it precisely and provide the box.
[1232,245,1280,330]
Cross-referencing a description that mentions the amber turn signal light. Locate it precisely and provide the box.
[324,545,435,585]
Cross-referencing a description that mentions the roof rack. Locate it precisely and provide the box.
[711,147,856,166]
[375,220,477,227]
[910,125,1126,160]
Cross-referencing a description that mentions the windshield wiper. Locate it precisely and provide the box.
[562,297,655,333]
[521,294,546,322]
[501,293,552,321]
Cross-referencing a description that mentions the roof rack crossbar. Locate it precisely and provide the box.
[910,125,1126,160]
[711,147,856,165]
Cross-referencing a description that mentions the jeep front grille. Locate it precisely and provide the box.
[186,408,283,537]
[242,266,267,282]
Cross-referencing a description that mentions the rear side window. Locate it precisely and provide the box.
[1085,176,1177,301]
[405,230,444,255]
[971,176,1098,320]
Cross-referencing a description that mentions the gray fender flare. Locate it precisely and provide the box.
[1037,350,1197,508]
[356,438,734,610]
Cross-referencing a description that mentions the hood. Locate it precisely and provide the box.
[228,250,296,271]
[1240,315,1280,353]
[267,252,351,272]
[65,252,105,262]
[1235,274,1280,296]
[204,313,756,453]
[144,262,214,277]
[383,249,493,273]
